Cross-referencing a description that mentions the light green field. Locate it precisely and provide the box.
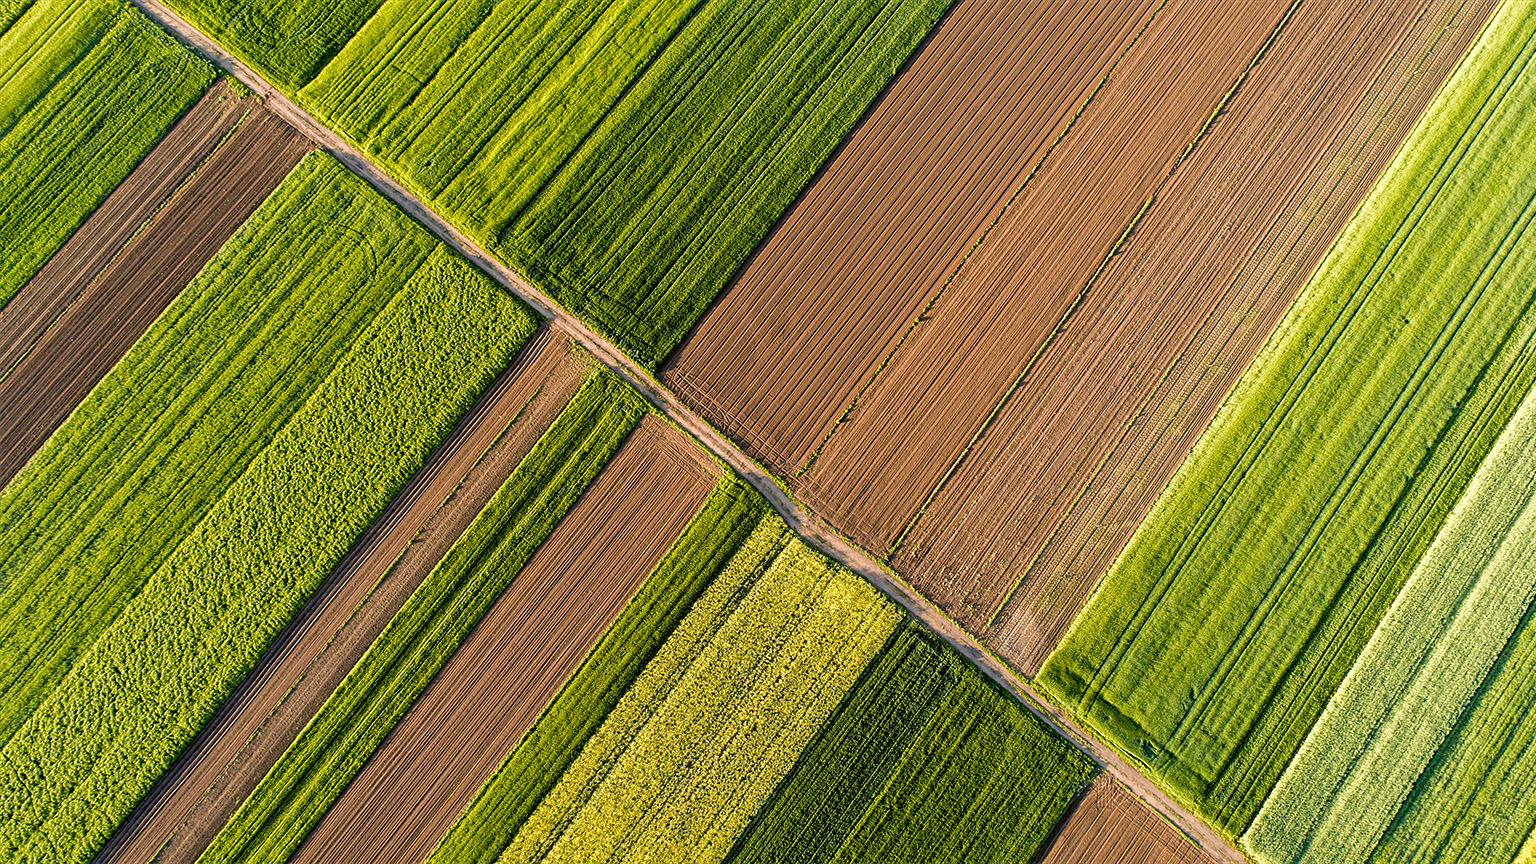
[728,620,1094,864]
[502,516,902,864]
[165,0,948,367]
[1039,1,1536,838]
[0,152,535,864]
[200,367,642,864]
[429,477,770,864]
[0,0,213,305]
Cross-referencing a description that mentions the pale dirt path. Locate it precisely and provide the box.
[123,3,1249,862]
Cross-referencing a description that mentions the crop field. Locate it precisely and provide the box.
[727,620,1094,864]
[164,0,948,367]
[199,367,644,864]
[1040,0,1536,838]
[1244,343,1536,863]
[0,0,213,306]
[0,156,535,863]
[0,78,308,488]
[1037,775,1214,864]
[99,329,589,864]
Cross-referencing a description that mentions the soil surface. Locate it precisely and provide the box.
[0,79,308,489]
[96,330,588,864]
[1036,774,1216,864]
[290,414,718,864]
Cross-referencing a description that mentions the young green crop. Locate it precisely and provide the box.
[0,229,535,864]
[163,0,383,91]
[199,366,643,864]
[503,518,903,864]
[0,152,435,751]
[0,0,213,305]
[1039,0,1536,837]
[730,621,1094,864]
[429,476,771,864]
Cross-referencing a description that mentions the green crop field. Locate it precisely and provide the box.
[729,620,1094,864]
[502,516,902,864]
[0,152,535,864]
[1039,0,1536,839]
[1246,360,1536,864]
[0,152,435,750]
[164,0,947,367]
[200,366,644,864]
[430,477,770,864]
[0,0,212,305]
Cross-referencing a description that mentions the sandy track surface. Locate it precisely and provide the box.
[0,80,305,489]
[97,331,587,864]
[291,415,718,864]
[1036,774,1216,864]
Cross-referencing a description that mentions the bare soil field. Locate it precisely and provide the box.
[1035,775,1214,864]
[893,0,1497,672]
[0,79,308,489]
[289,413,719,864]
[662,0,1162,477]
[97,329,589,864]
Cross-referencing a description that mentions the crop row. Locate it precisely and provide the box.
[201,366,644,864]
[1039,0,1536,836]
[0,152,535,864]
[166,0,948,367]
[0,0,211,305]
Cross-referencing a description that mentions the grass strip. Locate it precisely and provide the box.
[0,233,535,864]
[0,0,213,305]
[0,152,433,750]
[1039,1,1536,836]
[198,367,646,864]
[428,475,770,864]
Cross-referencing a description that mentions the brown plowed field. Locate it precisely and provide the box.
[662,0,1162,477]
[290,414,719,864]
[1035,775,1214,864]
[0,79,308,489]
[662,0,1493,674]
[97,330,590,864]
[897,0,1496,671]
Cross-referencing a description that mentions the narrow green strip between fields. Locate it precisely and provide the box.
[429,477,771,864]
[198,367,646,864]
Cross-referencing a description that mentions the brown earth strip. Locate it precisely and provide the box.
[289,414,719,864]
[96,330,590,864]
[0,80,308,489]
[1035,775,1214,864]
[895,0,1497,672]
[661,0,1162,477]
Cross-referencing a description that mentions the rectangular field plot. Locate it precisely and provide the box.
[0,152,536,864]
[1037,775,1214,864]
[1039,0,1536,838]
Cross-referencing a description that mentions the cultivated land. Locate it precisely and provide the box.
[293,414,718,864]
[166,0,948,367]
[0,165,535,864]
[727,620,1094,864]
[0,0,212,305]
[664,0,1494,677]
[199,368,644,864]
[1245,335,1536,863]
[1037,775,1214,864]
[1040,0,1536,838]
[98,328,588,864]
[664,0,1161,480]
[0,78,308,488]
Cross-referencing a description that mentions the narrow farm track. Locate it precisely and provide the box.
[98,331,588,864]
[1036,774,1216,864]
[902,0,1499,672]
[661,0,1161,477]
[292,416,718,864]
[126,3,1247,861]
[0,80,306,488]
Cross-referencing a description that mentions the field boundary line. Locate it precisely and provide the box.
[123,3,1247,861]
